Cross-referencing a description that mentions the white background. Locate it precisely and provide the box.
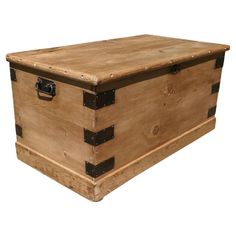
[0,0,235,235]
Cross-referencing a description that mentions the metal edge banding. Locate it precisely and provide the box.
[9,62,96,91]
[10,53,225,93]
[211,82,220,94]
[84,125,114,146]
[15,124,23,137]
[10,68,17,81]
[208,106,217,118]
[83,90,115,110]
[85,157,115,178]
[95,53,226,92]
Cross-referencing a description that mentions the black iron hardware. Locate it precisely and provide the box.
[15,124,22,137]
[10,68,17,81]
[83,89,115,110]
[211,82,220,94]
[170,64,181,74]
[84,125,114,146]
[208,106,217,118]
[215,55,225,69]
[85,157,115,178]
[35,77,56,100]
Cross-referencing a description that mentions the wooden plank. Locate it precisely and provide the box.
[11,69,98,178]
[16,117,215,201]
[12,69,95,129]
[11,59,222,180]
[16,105,93,177]
[6,35,229,86]
[8,35,228,200]
[94,117,216,201]
[16,142,96,200]
[93,60,221,171]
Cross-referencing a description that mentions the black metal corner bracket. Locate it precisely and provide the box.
[83,89,115,110]
[215,55,225,69]
[15,124,22,137]
[10,68,17,81]
[85,157,115,178]
[84,125,114,146]
[208,106,217,118]
[211,82,220,94]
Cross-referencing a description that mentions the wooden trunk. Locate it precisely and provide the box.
[6,35,229,201]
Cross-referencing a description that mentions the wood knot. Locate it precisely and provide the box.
[152,125,160,136]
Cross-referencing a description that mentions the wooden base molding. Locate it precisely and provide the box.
[16,118,215,201]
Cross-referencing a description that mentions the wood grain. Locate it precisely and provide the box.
[6,35,229,85]
[94,117,216,201]
[11,59,222,179]
[16,117,215,201]
[16,142,96,200]
[12,69,97,178]
[93,60,221,171]
[8,35,228,200]
[12,69,95,129]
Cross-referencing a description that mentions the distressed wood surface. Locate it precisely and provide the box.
[93,60,221,171]
[8,35,228,200]
[12,70,96,177]
[6,35,229,85]
[16,117,215,201]
[94,117,216,201]
[16,142,96,200]
[12,69,95,129]
[11,59,222,180]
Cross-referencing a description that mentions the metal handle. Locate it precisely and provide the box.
[35,78,56,100]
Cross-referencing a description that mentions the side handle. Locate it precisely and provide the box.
[35,77,56,100]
